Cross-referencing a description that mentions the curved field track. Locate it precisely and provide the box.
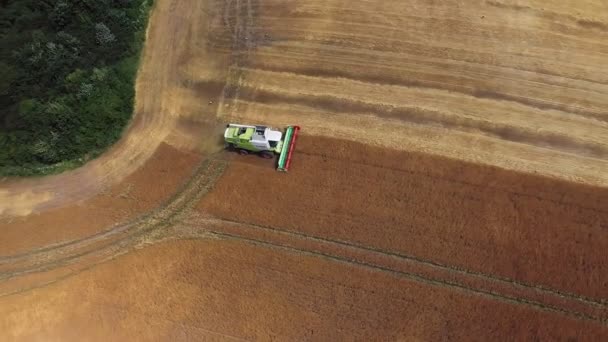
[0,144,204,256]
[1,0,608,340]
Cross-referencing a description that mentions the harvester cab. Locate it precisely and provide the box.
[224,123,300,172]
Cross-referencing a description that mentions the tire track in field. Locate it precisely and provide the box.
[0,157,227,296]
[215,216,607,308]
[191,216,608,325]
[0,156,225,264]
[2,206,605,325]
[216,0,258,117]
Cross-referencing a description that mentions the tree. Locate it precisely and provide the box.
[49,1,71,29]
[95,23,116,46]
[0,0,154,175]
[0,61,15,96]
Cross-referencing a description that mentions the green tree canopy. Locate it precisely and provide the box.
[0,0,154,175]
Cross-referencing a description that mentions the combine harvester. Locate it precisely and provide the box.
[224,123,301,172]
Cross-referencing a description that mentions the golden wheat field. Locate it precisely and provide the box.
[1,0,607,340]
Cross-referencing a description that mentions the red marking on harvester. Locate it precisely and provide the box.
[284,126,300,171]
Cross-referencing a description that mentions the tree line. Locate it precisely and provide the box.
[0,0,154,175]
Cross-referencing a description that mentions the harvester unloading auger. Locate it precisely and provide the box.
[224,123,301,172]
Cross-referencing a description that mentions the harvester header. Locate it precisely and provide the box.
[277,125,300,172]
[224,123,301,172]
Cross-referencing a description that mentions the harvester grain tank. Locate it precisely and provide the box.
[224,123,300,171]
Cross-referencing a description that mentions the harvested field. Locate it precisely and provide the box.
[218,0,608,186]
[1,239,606,341]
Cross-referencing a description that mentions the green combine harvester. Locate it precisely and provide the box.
[224,123,301,172]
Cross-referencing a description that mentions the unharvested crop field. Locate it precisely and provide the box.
[199,136,608,303]
[1,239,607,341]
[1,0,607,340]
